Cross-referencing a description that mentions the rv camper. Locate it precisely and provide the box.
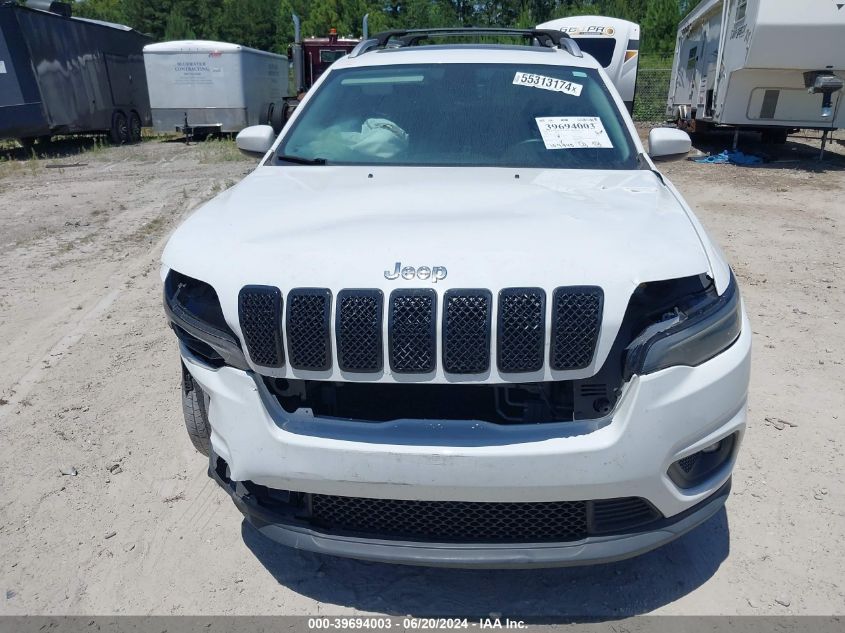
[535,16,641,113]
[143,41,289,137]
[666,0,845,143]
[0,0,152,147]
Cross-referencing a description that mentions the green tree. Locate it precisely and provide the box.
[163,7,196,40]
[218,0,277,50]
[74,0,127,24]
[122,0,171,38]
[642,0,681,54]
[67,0,688,58]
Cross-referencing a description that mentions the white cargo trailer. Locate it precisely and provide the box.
[536,16,641,113]
[143,40,289,136]
[666,0,845,144]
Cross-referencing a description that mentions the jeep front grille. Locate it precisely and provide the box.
[237,285,603,375]
[389,290,437,374]
[498,288,546,373]
[286,289,332,371]
[238,286,284,367]
[442,290,492,374]
[336,290,383,373]
[550,287,603,371]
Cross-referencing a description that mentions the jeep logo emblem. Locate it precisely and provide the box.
[384,262,447,283]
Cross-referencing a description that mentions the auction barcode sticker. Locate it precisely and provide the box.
[535,116,614,149]
[513,72,583,97]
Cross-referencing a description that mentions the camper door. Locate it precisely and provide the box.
[536,16,640,113]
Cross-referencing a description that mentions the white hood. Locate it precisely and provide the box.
[162,166,713,382]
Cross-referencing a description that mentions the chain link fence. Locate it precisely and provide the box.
[633,67,673,122]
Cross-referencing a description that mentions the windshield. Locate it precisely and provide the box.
[274,63,637,169]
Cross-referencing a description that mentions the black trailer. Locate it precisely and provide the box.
[0,1,152,147]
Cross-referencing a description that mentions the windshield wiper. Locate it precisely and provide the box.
[277,154,327,165]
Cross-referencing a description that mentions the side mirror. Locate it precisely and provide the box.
[236,125,276,157]
[648,128,692,161]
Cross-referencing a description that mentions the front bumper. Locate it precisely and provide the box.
[184,311,750,566]
[212,453,731,568]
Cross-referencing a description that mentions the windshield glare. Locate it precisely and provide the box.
[276,63,637,169]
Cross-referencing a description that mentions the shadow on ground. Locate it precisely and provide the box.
[689,128,845,172]
[242,508,729,618]
[0,134,186,162]
[0,136,109,162]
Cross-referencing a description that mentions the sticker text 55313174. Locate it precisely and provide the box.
[513,72,583,97]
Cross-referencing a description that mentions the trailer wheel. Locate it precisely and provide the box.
[109,111,129,145]
[128,111,143,144]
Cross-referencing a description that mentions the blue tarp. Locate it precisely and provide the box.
[694,149,764,165]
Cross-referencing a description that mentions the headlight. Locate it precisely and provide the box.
[625,272,741,376]
[163,270,248,369]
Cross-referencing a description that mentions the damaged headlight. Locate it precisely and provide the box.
[163,270,247,369]
[625,273,741,377]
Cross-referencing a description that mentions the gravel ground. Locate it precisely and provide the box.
[0,131,843,616]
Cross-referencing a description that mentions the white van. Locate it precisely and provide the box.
[537,16,641,113]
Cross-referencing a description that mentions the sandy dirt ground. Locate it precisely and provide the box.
[0,131,843,617]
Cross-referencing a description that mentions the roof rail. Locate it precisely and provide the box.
[348,37,380,58]
[353,28,582,57]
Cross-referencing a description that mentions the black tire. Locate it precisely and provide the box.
[761,128,788,145]
[268,102,284,133]
[181,363,211,456]
[283,98,299,123]
[109,110,129,145]
[128,111,142,144]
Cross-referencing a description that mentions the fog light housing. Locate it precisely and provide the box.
[668,433,737,489]
[701,440,722,454]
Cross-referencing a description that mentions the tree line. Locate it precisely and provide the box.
[70,0,695,57]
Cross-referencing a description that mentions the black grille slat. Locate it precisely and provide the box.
[591,498,661,533]
[336,290,383,373]
[498,288,546,373]
[311,495,587,542]
[307,494,663,542]
[286,289,332,371]
[443,290,491,374]
[238,286,284,367]
[389,290,436,373]
[550,287,603,371]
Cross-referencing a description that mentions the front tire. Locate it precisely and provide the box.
[181,363,211,456]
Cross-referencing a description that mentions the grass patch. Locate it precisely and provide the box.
[129,215,169,244]
[197,137,252,164]
[55,231,96,255]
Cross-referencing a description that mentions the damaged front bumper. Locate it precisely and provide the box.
[183,310,750,567]
[209,451,731,568]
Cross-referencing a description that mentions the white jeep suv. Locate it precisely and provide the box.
[162,28,751,568]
